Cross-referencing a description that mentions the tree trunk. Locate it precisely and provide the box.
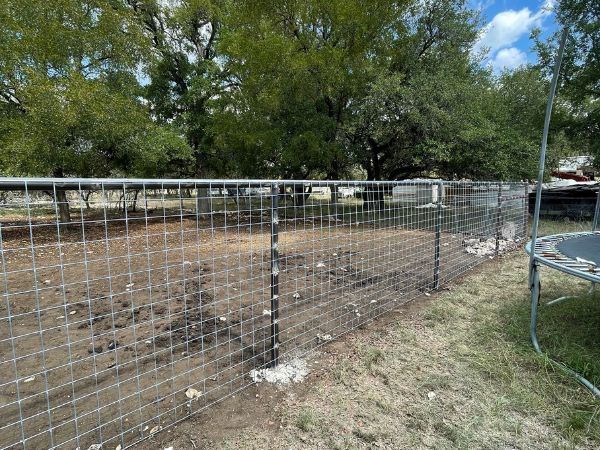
[52,169,71,223]
[196,188,211,216]
[330,184,338,218]
[81,191,93,210]
[131,190,139,212]
[56,189,71,223]
[293,184,312,206]
[118,192,125,212]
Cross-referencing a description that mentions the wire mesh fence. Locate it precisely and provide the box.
[0,178,528,450]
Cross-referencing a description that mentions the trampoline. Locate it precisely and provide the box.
[527,232,600,284]
[527,28,600,396]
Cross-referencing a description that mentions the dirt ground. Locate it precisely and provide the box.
[0,207,506,450]
[139,251,600,450]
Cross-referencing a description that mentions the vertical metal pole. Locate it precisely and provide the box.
[529,28,568,286]
[523,183,529,241]
[270,183,280,367]
[592,185,600,232]
[485,182,492,236]
[495,183,503,256]
[530,264,542,353]
[433,182,443,289]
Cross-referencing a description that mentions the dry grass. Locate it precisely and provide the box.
[142,219,600,450]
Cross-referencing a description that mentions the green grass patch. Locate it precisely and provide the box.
[295,408,319,432]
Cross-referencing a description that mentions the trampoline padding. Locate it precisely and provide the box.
[556,234,600,266]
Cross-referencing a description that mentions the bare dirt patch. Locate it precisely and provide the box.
[139,251,600,450]
[0,211,495,449]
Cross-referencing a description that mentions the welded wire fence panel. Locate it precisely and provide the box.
[0,178,528,450]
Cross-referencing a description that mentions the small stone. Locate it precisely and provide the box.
[108,340,119,350]
[262,309,271,317]
[219,316,227,322]
[23,376,35,383]
[43,280,51,285]
[292,292,301,299]
[185,388,202,399]
[115,445,122,450]
[145,340,152,345]
[87,445,102,450]
[427,391,436,400]
[316,262,325,268]
[149,425,162,435]
[424,293,431,297]
[317,334,332,342]
[69,310,77,315]
[88,344,103,354]
[125,283,134,288]
[370,300,377,304]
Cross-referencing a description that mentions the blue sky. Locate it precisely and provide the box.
[470,0,559,72]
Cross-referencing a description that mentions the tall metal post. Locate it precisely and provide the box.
[529,29,568,286]
[495,183,503,256]
[270,183,280,367]
[592,186,600,232]
[523,183,529,241]
[433,182,443,289]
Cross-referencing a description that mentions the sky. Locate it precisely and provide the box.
[470,0,559,73]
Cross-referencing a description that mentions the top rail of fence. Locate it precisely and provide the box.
[0,177,527,190]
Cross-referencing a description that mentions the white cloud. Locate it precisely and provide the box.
[473,7,547,56]
[492,47,528,71]
[472,1,555,71]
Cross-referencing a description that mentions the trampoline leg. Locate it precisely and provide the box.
[530,263,542,354]
[529,263,600,397]
[546,295,579,307]
[546,282,596,306]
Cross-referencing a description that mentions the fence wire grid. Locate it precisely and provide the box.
[0,178,528,450]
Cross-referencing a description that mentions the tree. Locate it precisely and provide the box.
[536,0,600,163]
[345,0,489,180]
[212,0,411,184]
[126,0,222,177]
[0,0,192,219]
[1,0,583,193]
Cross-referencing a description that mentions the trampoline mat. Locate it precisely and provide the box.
[556,233,600,266]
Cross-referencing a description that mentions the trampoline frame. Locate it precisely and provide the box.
[527,28,600,396]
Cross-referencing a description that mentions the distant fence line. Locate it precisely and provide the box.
[0,178,528,450]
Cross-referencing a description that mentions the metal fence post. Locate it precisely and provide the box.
[524,182,529,240]
[495,183,503,256]
[270,182,280,367]
[433,182,443,289]
[592,185,600,232]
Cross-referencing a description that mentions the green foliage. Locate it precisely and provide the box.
[0,0,588,182]
[0,0,192,177]
[296,408,319,432]
[213,0,410,179]
[536,0,599,164]
[130,0,222,176]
